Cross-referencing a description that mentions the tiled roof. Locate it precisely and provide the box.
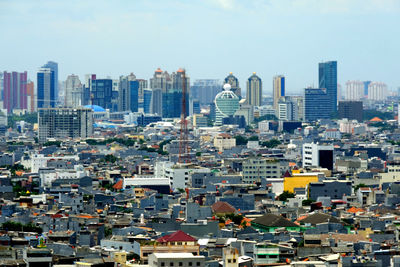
[156,230,197,243]
[211,201,236,214]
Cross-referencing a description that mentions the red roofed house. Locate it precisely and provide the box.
[140,230,199,264]
[211,201,236,215]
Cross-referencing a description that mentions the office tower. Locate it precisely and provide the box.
[319,61,337,114]
[119,73,139,112]
[42,61,58,102]
[91,79,113,110]
[152,88,162,116]
[214,84,240,126]
[246,72,262,106]
[162,68,190,118]
[338,101,363,122]
[368,82,387,101]
[290,96,304,121]
[224,73,241,98]
[345,81,364,101]
[26,81,35,112]
[0,72,3,102]
[303,142,334,170]
[277,96,298,121]
[304,88,331,121]
[65,74,82,107]
[192,99,201,114]
[143,89,152,114]
[3,71,28,112]
[191,79,221,105]
[38,107,93,143]
[273,75,285,110]
[37,68,56,108]
[363,81,371,97]
[138,79,148,100]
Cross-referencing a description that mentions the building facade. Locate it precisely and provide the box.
[319,61,337,114]
[3,71,28,113]
[224,73,241,98]
[38,107,93,143]
[242,157,280,184]
[91,79,113,110]
[338,101,363,122]
[65,74,82,107]
[37,68,56,109]
[273,75,285,111]
[191,79,221,105]
[246,73,262,106]
[302,142,334,170]
[368,82,387,101]
[214,84,240,126]
[345,80,364,101]
[304,88,331,121]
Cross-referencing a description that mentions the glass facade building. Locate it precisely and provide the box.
[214,85,240,126]
[319,61,337,114]
[304,88,331,121]
[143,89,152,114]
[91,79,113,110]
[37,68,56,108]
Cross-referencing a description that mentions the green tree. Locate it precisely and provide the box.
[261,139,281,148]
[278,191,295,202]
[302,199,314,206]
[235,135,248,145]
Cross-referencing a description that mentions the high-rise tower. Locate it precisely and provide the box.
[273,75,285,110]
[246,72,262,106]
[224,73,241,98]
[319,61,337,114]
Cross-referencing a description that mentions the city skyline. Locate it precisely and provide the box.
[1,0,399,94]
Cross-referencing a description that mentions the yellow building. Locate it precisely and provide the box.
[283,172,324,193]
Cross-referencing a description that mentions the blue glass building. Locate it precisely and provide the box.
[319,61,337,114]
[129,80,139,112]
[91,79,113,110]
[37,68,56,108]
[42,61,58,102]
[363,81,371,96]
[143,89,152,114]
[304,88,331,121]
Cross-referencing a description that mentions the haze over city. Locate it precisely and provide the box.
[1,0,399,94]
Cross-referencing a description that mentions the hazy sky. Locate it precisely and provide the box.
[1,0,399,94]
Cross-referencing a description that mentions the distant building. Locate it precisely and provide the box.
[42,61,58,99]
[363,81,371,97]
[246,72,262,106]
[214,133,236,152]
[277,96,298,121]
[119,73,138,112]
[303,143,334,170]
[37,68,56,108]
[319,61,337,113]
[214,84,240,126]
[3,71,28,113]
[242,157,280,184]
[191,79,221,105]
[304,88,331,121]
[143,89,152,114]
[345,80,364,101]
[65,74,82,107]
[148,253,205,267]
[273,75,285,111]
[224,73,241,98]
[368,82,387,101]
[91,79,113,110]
[338,101,363,122]
[38,107,93,143]
[26,81,35,112]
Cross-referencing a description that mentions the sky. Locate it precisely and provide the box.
[0,0,399,95]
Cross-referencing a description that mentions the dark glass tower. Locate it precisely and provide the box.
[304,88,331,121]
[37,68,56,108]
[91,79,113,110]
[319,61,337,115]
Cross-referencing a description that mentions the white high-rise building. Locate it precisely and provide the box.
[277,96,298,121]
[345,80,364,100]
[368,82,387,101]
[65,74,82,107]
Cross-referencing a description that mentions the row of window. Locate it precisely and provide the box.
[160,261,201,267]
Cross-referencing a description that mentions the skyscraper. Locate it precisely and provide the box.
[65,74,82,107]
[26,81,35,112]
[42,61,58,102]
[246,72,262,107]
[143,89,152,114]
[345,80,364,101]
[151,88,163,116]
[338,101,363,122]
[37,68,56,108]
[91,79,113,110]
[3,71,27,112]
[119,73,138,112]
[277,96,298,121]
[273,75,285,110]
[304,88,331,121]
[319,61,337,114]
[368,82,387,101]
[363,81,371,97]
[163,69,190,118]
[191,79,221,105]
[224,73,241,98]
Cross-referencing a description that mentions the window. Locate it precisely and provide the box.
[161,263,165,267]
[189,262,192,266]
[228,260,232,263]
[196,262,200,266]
[179,262,183,266]
[170,262,174,266]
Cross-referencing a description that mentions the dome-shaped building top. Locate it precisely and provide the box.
[84,105,106,112]
[214,84,240,126]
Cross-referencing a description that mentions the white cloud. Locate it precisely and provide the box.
[213,0,236,10]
